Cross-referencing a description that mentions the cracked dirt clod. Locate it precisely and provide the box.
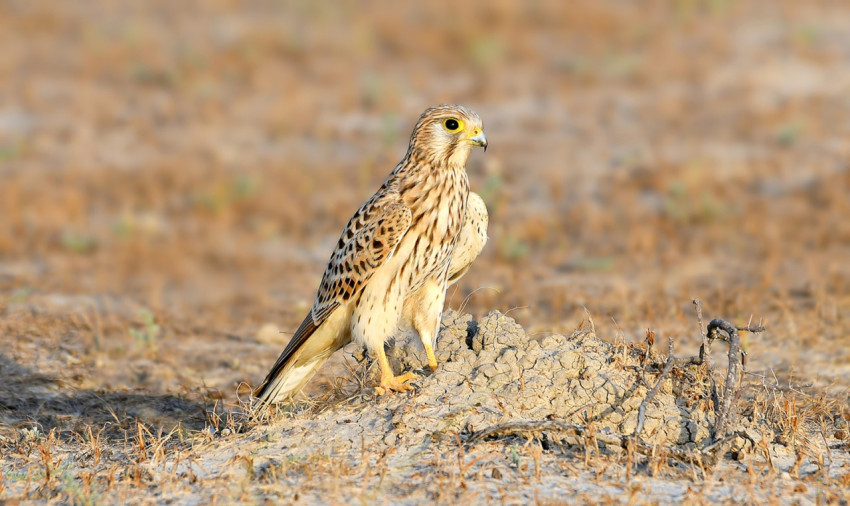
[382,310,712,446]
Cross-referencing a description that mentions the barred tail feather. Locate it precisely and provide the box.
[253,307,350,410]
[254,358,327,409]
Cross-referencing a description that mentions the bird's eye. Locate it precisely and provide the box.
[443,118,463,132]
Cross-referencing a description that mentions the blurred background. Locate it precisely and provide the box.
[1,0,849,409]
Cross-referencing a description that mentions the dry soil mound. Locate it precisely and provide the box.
[378,310,711,447]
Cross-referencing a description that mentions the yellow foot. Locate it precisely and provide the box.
[424,343,438,373]
[375,371,417,396]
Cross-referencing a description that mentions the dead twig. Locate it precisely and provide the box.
[707,318,745,443]
[634,339,676,440]
[693,299,708,365]
[703,317,764,464]
[467,420,736,464]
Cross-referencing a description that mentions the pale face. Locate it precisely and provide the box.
[409,105,487,167]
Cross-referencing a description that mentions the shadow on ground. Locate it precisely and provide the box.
[0,353,207,441]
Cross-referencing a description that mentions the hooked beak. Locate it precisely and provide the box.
[467,129,488,152]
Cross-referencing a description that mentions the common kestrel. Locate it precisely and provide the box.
[254,104,487,407]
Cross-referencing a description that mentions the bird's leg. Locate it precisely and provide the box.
[423,339,438,373]
[374,344,417,395]
[416,324,438,373]
[411,280,446,373]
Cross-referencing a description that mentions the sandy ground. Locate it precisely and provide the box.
[2,0,850,503]
[3,310,848,503]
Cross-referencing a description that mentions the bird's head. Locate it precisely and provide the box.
[407,104,487,168]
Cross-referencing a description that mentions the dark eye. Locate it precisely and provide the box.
[444,118,461,131]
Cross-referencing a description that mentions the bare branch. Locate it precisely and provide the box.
[693,299,708,365]
[634,339,676,440]
[467,420,737,464]
[707,318,744,443]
